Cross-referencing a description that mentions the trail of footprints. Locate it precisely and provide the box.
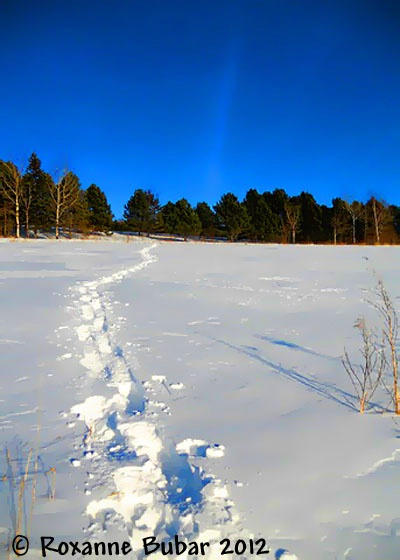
[66,244,250,558]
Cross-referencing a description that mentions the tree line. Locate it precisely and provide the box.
[122,189,400,244]
[1,152,399,243]
[0,154,113,238]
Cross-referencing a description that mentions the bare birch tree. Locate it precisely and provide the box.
[331,198,348,245]
[21,177,34,236]
[284,200,301,244]
[0,161,24,238]
[370,197,388,244]
[331,213,347,245]
[344,200,363,244]
[48,171,81,239]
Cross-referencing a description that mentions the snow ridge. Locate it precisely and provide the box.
[68,243,250,557]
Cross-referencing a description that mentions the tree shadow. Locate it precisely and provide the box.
[256,334,339,362]
[211,336,386,412]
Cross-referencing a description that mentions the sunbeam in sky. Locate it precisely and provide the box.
[205,40,243,199]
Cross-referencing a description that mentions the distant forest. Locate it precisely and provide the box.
[1,153,399,244]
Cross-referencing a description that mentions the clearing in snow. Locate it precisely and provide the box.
[1,237,400,560]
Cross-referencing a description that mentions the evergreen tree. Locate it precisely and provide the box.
[389,205,400,237]
[111,219,126,231]
[319,204,332,243]
[297,191,322,243]
[264,188,289,240]
[162,199,201,240]
[161,201,179,234]
[0,188,12,236]
[86,184,113,231]
[123,188,160,234]
[175,199,201,239]
[23,153,52,234]
[64,189,90,235]
[244,188,279,241]
[214,192,249,241]
[195,202,217,237]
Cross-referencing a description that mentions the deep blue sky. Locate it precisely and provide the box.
[1,0,399,218]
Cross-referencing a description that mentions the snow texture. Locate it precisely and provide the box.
[1,238,400,560]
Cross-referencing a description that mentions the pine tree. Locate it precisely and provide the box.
[175,199,201,240]
[161,199,201,240]
[244,189,279,241]
[64,189,90,235]
[0,188,12,236]
[297,191,322,243]
[264,188,289,240]
[124,189,160,235]
[23,153,52,235]
[161,201,179,234]
[86,184,113,231]
[195,202,217,238]
[390,205,400,238]
[214,193,249,241]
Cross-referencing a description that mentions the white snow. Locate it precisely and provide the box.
[176,438,209,455]
[170,382,185,390]
[1,238,400,559]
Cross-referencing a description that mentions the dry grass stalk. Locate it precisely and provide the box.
[342,316,386,413]
[28,401,43,537]
[16,448,33,536]
[28,452,40,538]
[47,467,56,500]
[369,278,400,414]
[3,446,53,545]
[5,448,16,534]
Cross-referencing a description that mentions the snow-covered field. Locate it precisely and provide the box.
[1,238,400,560]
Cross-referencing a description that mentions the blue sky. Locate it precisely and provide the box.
[1,0,399,218]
